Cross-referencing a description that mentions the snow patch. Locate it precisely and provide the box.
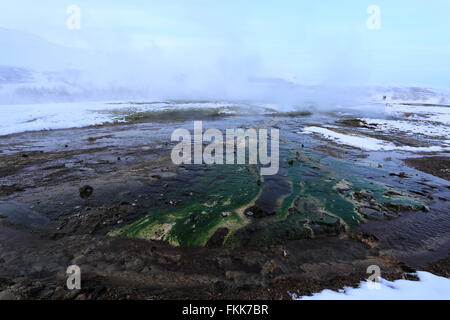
[302,126,448,152]
[386,104,450,125]
[360,118,450,139]
[0,101,258,136]
[292,271,450,300]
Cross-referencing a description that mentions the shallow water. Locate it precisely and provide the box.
[0,201,50,227]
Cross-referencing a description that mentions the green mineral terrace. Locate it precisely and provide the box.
[109,138,426,248]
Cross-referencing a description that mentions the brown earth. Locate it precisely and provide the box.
[404,156,450,181]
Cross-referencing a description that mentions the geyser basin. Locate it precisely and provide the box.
[110,139,426,247]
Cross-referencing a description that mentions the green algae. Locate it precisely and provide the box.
[110,138,426,247]
[109,163,261,247]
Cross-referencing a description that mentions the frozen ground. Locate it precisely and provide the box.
[385,104,450,125]
[0,101,258,136]
[360,118,450,138]
[302,126,450,152]
[292,271,450,300]
[300,92,450,152]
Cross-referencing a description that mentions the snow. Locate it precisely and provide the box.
[292,271,450,300]
[386,104,450,125]
[302,126,449,152]
[0,101,252,136]
[0,102,119,136]
[360,118,450,139]
[367,86,450,107]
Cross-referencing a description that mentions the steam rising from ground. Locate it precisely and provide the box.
[0,29,372,105]
[0,15,449,110]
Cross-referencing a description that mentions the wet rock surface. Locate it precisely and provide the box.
[0,115,448,299]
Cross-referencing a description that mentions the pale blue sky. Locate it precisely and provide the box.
[1,0,449,87]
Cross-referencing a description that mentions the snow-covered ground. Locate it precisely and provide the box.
[368,86,450,106]
[385,104,450,125]
[360,118,450,138]
[292,271,450,300]
[0,101,254,136]
[302,126,450,152]
[1,85,450,140]
[301,93,450,152]
[0,102,115,136]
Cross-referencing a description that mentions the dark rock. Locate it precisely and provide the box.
[245,206,275,218]
[399,262,416,273]
[206,228,229,248]
[358,207,383,220]
[0,184,25,196]
[390,172,408,178]
[79,185,94,199]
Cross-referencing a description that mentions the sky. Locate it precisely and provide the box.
[0,0,449,93]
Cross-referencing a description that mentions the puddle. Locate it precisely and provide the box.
[0,201,50,227]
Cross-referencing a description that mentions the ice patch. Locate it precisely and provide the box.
[292,271,450,300]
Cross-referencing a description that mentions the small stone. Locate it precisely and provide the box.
[79,185,94,199]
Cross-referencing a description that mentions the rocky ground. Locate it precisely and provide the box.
[403,157,450,181]
[0,110,448,300]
